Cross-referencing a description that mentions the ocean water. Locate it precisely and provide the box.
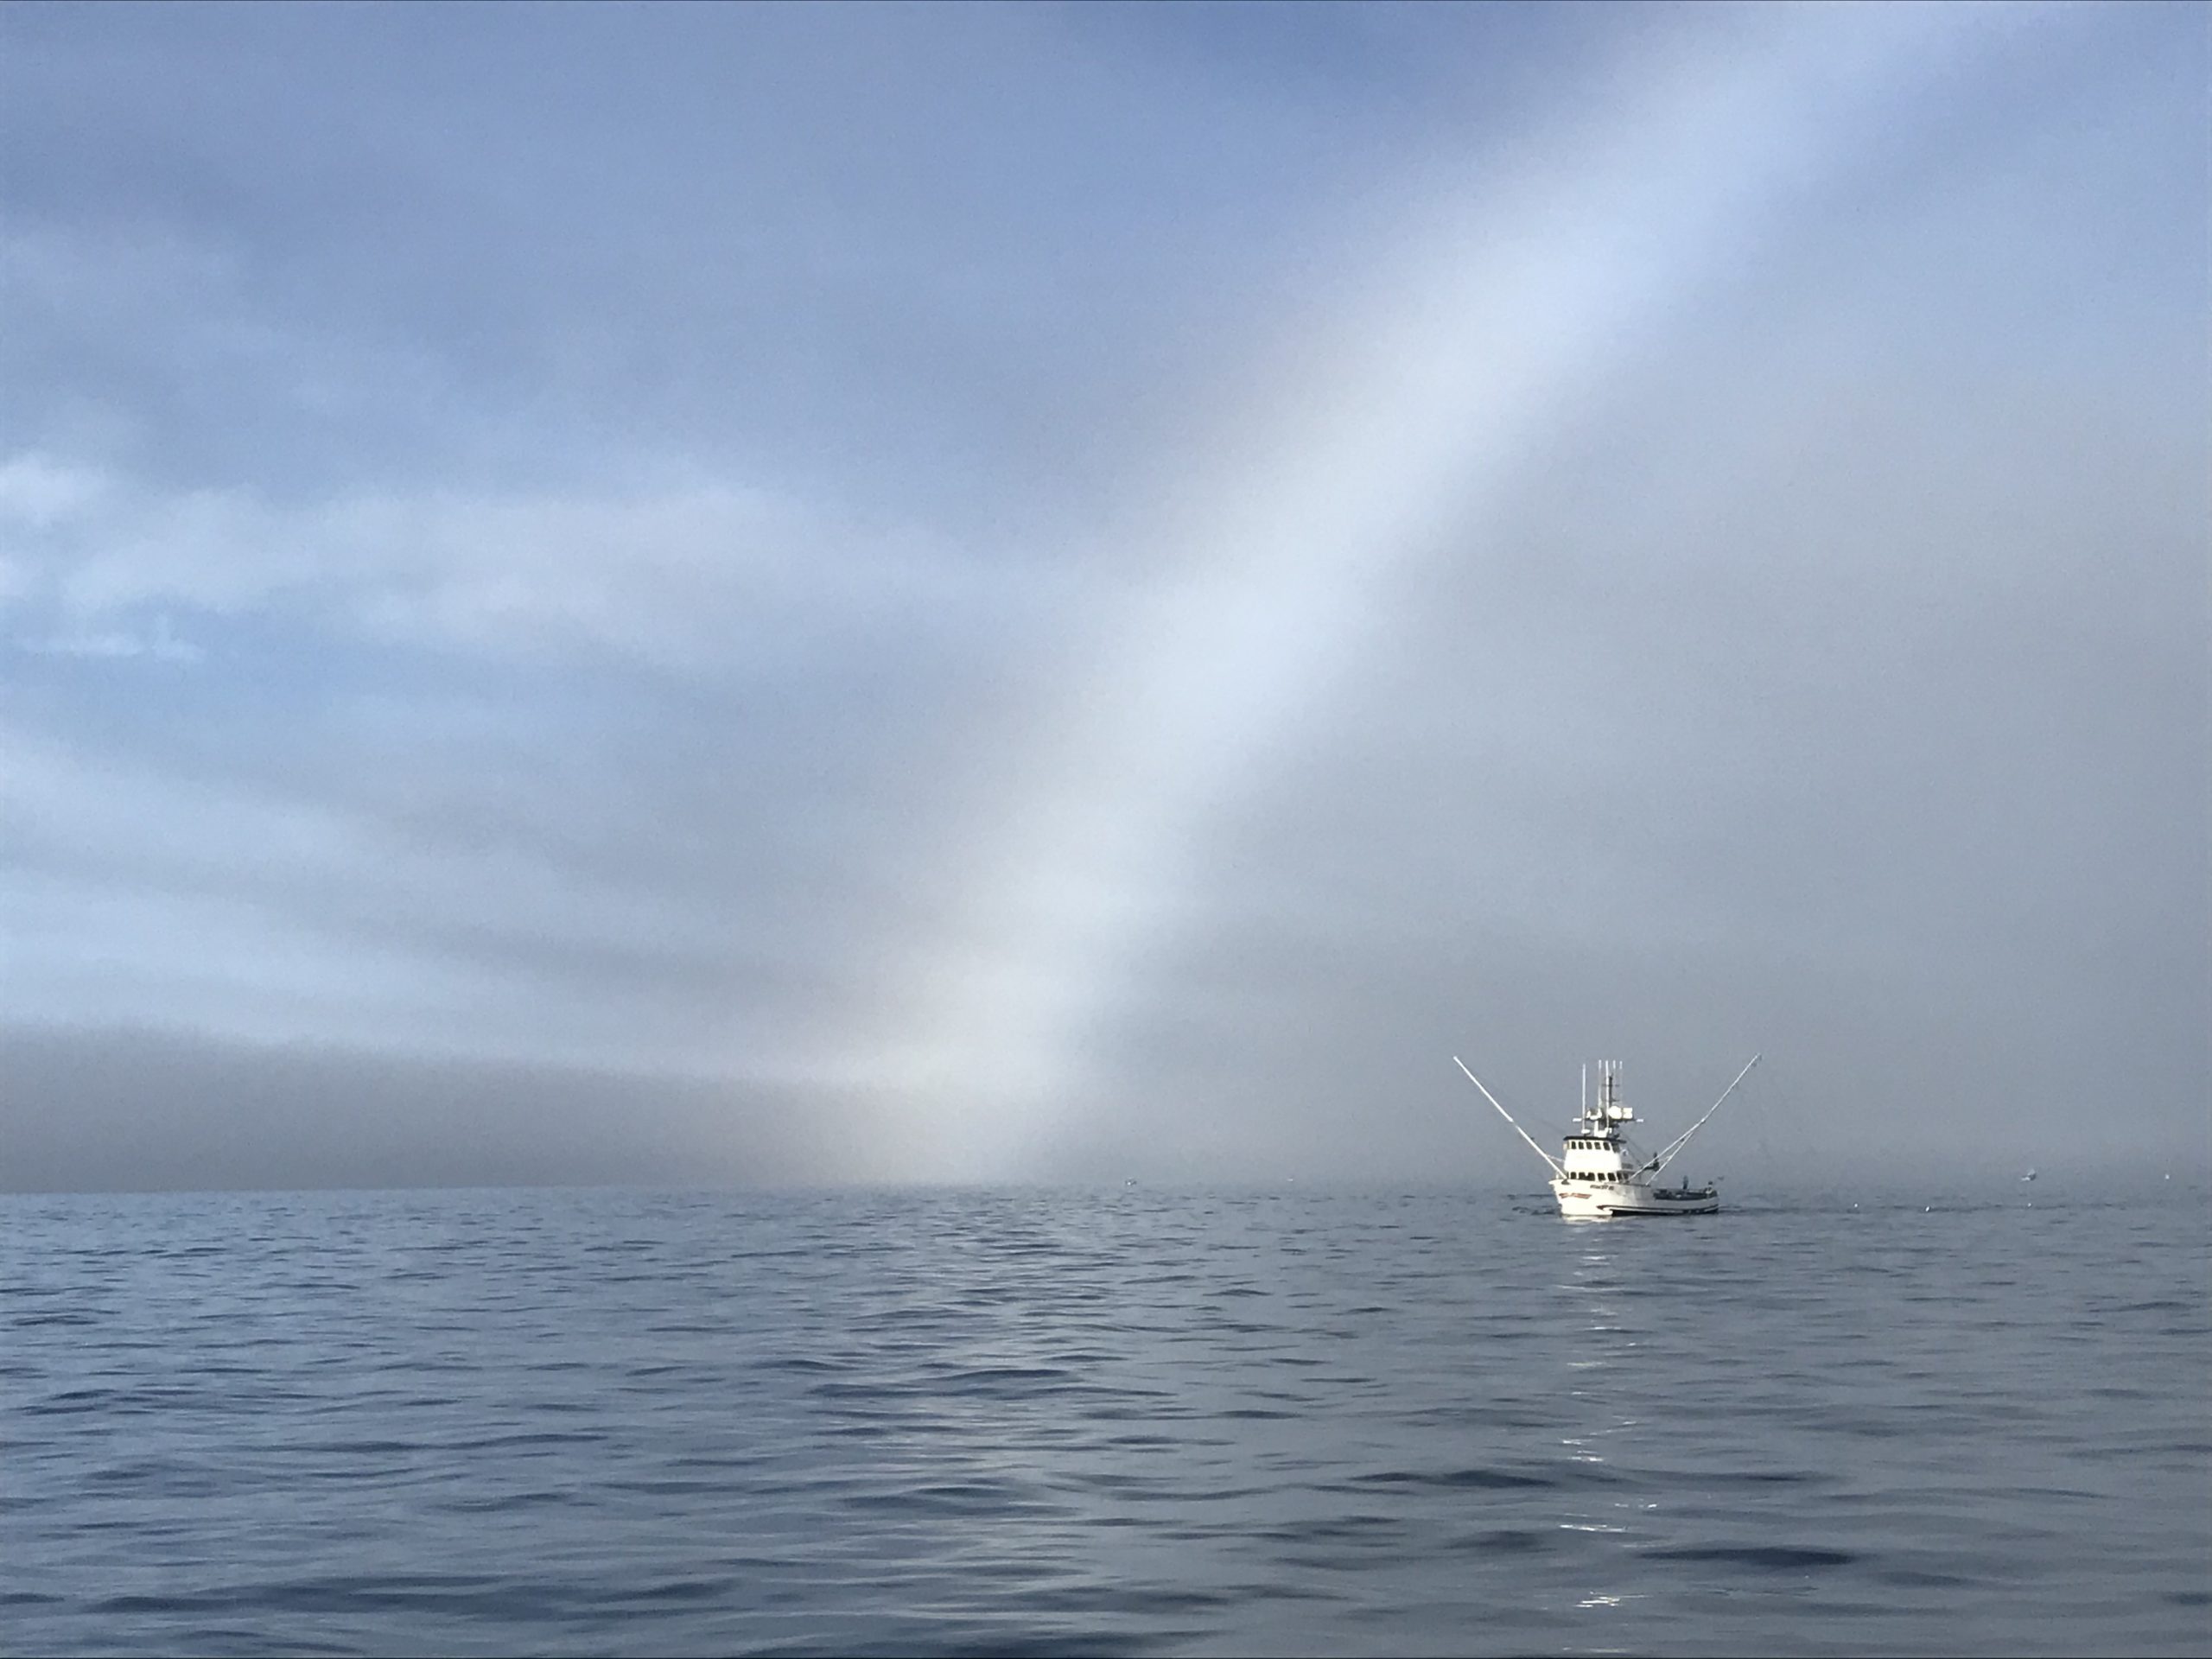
[4,1183,2206,1657]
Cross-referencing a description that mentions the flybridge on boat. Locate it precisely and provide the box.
[1452,1053,1760,1218]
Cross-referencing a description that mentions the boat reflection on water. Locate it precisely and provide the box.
[1552,1242,1656,1624]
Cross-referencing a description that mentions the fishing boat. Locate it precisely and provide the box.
[1452,1054,1759,1218]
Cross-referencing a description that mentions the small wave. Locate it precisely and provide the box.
[1643,1544,1859,1570]
[1344,1466,1558,1491]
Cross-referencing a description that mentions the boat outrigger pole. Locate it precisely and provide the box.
[1452,1057,1566,1177]
[1648,1052,1761,1176]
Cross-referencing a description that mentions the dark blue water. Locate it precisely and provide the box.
[5,1184,2207,1656]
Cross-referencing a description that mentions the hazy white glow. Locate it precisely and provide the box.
[818,3,2047,1179]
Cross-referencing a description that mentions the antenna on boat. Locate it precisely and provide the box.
[1453,1058,1567,1177]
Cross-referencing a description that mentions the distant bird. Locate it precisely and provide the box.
[2020,1168,2037,1183]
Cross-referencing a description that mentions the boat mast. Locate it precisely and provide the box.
[1592,1060,1624,1135]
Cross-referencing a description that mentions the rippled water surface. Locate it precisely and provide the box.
[5,1184,2207,1656]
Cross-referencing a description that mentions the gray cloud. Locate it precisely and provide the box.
[1,2,2202,1192]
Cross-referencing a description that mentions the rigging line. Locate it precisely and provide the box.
[1453,1058,1566,1177]
[1652,1052,1763,1175]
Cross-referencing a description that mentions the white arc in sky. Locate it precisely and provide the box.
[819,1,2055,1182]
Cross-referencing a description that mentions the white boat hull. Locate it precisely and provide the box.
[1552,1179,1718,1218]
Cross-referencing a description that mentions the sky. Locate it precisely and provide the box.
[2,1,2205,1192]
